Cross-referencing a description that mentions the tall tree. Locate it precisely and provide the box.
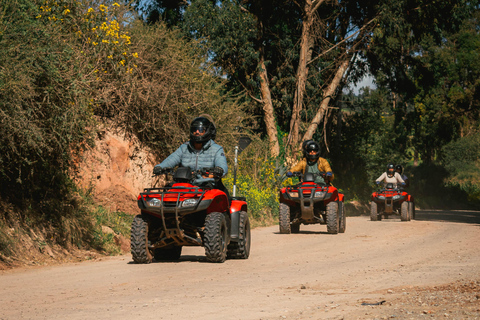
[136,0,475,160]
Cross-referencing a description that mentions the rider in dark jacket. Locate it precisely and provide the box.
[153,116,228,190]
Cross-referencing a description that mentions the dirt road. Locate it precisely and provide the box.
[1,210,479,320]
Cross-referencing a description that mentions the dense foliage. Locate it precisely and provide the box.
[1,0,479,264]
[0,0,246,261]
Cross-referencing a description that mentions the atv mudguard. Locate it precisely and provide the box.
[229,197,248,241]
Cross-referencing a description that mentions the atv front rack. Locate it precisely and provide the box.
[284,185,333,220]
[138,186,213,247]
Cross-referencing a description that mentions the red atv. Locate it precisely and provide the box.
[131,166,250,263]
[279,172,346,234]
[370,183,415,221]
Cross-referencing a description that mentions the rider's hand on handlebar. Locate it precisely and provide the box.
[210,167,224,178]
[286,171,293,177]
[153,166,163,175]
[202,167,224,179]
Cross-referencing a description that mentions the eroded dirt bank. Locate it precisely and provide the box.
[1,210,479,320]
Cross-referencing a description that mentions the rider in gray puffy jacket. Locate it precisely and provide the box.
[153,116,228,187]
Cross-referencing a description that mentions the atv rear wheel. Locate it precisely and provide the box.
[204,212,228,263]
[279,203,292,234]
[130,214,153,264]
[338,201,346,233]
[326,202,339,234]
[227,211,251,259]
[290,223,300,233]
[401,201,409,221]
[154,246,182,261]
[370,201,379,221]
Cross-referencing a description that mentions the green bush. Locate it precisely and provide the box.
[441,133,480,204]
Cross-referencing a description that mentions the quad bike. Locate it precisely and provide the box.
[278,172,346,234]
[131,165,250,264]
[370,183,415,221]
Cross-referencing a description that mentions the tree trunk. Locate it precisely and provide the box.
[288,2,316,152]
[302,58,350,142]
[258,53,280,157]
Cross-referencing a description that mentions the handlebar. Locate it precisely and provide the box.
[153,167,224,180]
[289,171,327,178]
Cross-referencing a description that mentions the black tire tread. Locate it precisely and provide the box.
[279,203,291,234]
[370,201,378,221]
[401,201,409,221]
[326,202,339,234]
[204,212,228,263]
[227,211,251,259]
[338,201,346,233]
[130,214,152,264]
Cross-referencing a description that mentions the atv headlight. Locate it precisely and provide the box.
[182,199,198,207]
[147,198,161,207]
[288,192,299,198]
[314,191,326,198]
[377,196,385,200]
[392,195,401,200]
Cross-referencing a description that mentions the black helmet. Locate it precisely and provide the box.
[303,140,320,161]
[395,164,403,174]
[387,163,395,177]
[189,116,216,144]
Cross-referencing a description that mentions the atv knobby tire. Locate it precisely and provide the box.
[154,246,182,261]
[227,211,251,259]
[290,223,300,233]
[409,201,415,220]
[370,201,379,221]
[204,212,228,263]
[338,201,346,233]
[131,214,153,264]
[401,201,409,221]
[279,203,291,234]
[326,201,339,234]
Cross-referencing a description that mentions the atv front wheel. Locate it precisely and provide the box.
[279,203,292,234]
[326,202,339,234]
[401,202,409,221]
[338,201,346,233]
[409,201,415,220]
[227,211,251,259]
[204,212,228,263]
[131,214,153,264]
[154,246,182,261]
[370,201,379,221]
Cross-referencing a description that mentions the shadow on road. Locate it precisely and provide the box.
[414,209,480,225]
[273,230,331,235]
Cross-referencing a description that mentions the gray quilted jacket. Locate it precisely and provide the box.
[155,140,228,184]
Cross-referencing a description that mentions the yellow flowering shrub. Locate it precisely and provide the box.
[37,0,138,76]
[224,159,296,220]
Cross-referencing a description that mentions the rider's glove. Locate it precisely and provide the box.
[153,166,163,175]
[401,182,406,186]
[376,181,381,185]
[212,167,224,177]
[326,172,332,177]
[286,171,293,177]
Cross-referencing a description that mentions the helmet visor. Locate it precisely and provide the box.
[191,124,207,134]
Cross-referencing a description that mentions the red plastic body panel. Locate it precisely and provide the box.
[279,182,343,206]
[230,199,248,214]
